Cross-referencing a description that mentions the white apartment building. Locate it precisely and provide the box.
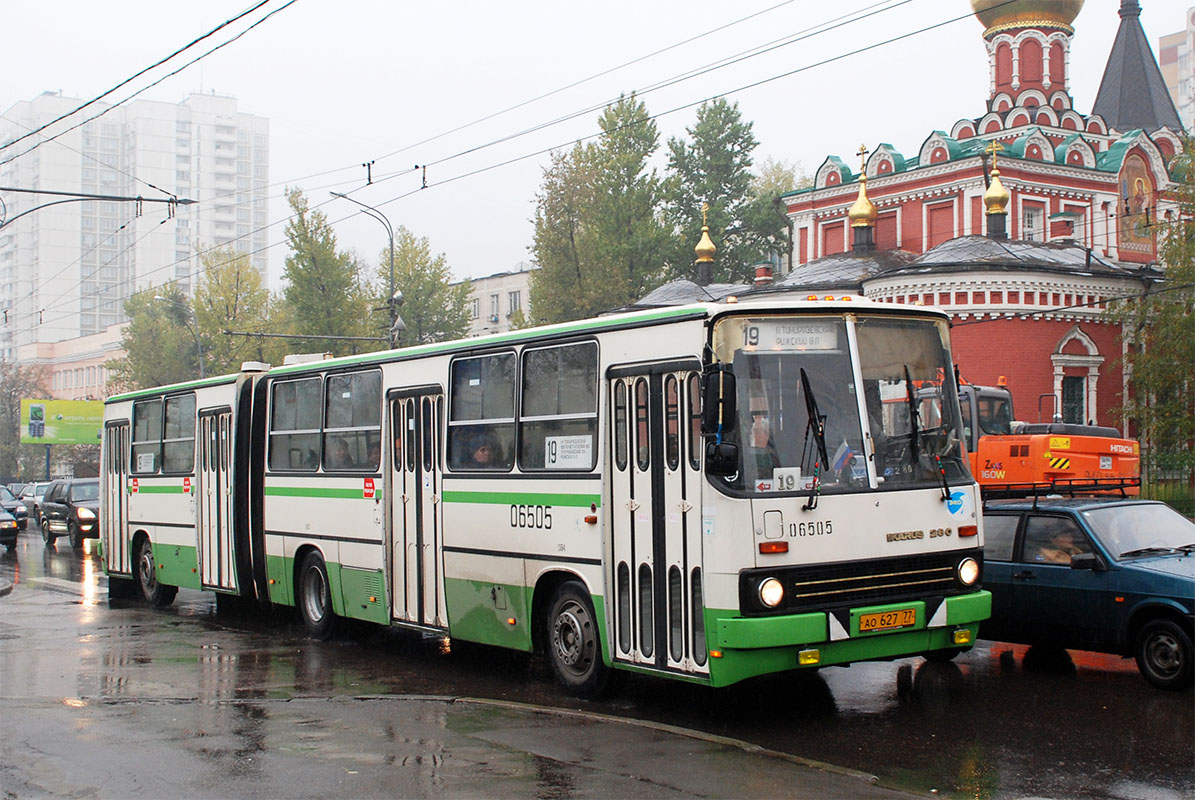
[1160,8,1195,132]
[461,262,535,338]
[0,91,268,360]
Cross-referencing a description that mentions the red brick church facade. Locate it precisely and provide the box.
[780,0,1183,430]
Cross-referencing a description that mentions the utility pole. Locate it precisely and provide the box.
[329,192,404,348]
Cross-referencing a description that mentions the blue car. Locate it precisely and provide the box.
[981,497,1194,690]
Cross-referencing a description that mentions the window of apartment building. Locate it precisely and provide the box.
[100,153,116,166]
[508,291,521,314]
[237,145,249,158]
[177,138,190,149]
[101,123,116,135]
[101,138,117,151]
[82,169,95,181]
[81,135,94,148]
[255,149,266,162]
[237,162,249,174]
[237,178,250,189]
[254,135,265,145]
[100,202,116,214]
[470,298,480,319]
[82,217,95,229]
[176,121,191,133]
[254,165,266,178]
[490,294,499,321]
[176,171,190,182]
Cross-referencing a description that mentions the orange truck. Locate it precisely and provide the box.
[957,381,1140,494]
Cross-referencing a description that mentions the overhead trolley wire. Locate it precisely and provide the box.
[0,0,274,156]
[0,0,302,173]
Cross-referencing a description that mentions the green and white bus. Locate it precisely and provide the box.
[100,297,990,695]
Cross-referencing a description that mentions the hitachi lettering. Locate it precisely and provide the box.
[887,530,925,542]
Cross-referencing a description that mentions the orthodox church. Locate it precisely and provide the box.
[642,0,1183,432]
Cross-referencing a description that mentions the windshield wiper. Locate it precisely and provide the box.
[799,367,830,511]
[905,365,950,501]
[1119,546,1182,558]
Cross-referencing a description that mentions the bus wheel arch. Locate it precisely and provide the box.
[295,546,337,640]
[134,531,177,608]
[534,572,610,698]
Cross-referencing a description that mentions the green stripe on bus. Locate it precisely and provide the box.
[265,486,383,500]
[442,490,599,507]
[131,485,188,494]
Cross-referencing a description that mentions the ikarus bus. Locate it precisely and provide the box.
[100,297,990,696]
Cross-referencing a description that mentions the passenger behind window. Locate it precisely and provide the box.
[328,437,355,470]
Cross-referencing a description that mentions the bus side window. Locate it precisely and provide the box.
[162,394,196,474]
[131,398,163,474]
[614,381,628,472]
[322,370,381,471]
[448,352,515,471]
[519,342,597,471]
[687,373,701,471]
[269,377,321,471]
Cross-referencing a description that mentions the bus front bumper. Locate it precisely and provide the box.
[705,590,991,687]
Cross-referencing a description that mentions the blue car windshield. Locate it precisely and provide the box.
[1082,504,1195,559]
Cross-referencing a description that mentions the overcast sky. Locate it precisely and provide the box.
[1,0,1183,289]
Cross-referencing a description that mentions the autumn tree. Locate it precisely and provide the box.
[108,286,203,390]
[530,95,670,323]
[193,247,289,372]
[0,360,49,480]
[377,227,470,346]
[281,189,379,355]
[1114,143,1195,507]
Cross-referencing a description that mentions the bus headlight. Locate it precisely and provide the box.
[956,557,980,587]
[759,577,785,608]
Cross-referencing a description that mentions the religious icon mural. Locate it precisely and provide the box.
[1118,152,1156,257]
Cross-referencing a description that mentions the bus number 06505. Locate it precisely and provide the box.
[511,504,552,529]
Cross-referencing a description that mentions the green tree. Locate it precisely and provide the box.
[0,360,49,480]
[530,94,669,323]
[1114,144,1195,506]
[194,247,289,373]
[108,286,202,390]
[530,144,599,324]
[378,227,470,345]
[281,189,378,355]
[663,99,785,283]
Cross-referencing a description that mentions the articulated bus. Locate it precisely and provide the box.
[100,297,990,696]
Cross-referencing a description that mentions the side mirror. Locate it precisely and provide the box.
[701,366,737,436]
[705,441,739,476]
[1070,552,1104,571]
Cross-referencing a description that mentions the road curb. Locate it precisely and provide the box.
[0,580,13,598]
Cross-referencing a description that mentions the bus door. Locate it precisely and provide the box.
[102,421,131,575]
[608,363,707,676]
[388,390,446,628]
[196,409,236,591]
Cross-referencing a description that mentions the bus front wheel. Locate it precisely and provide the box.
[545,581,609,698]
[298,551,336,639]
[137,537,177,608]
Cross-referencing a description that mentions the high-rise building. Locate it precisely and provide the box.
[0,91,269,360]
[1159,8,1195,132]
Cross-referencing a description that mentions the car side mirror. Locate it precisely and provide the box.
[1070,552,1103,571]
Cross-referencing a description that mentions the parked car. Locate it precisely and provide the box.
[0,485,28,529]
[0,508,17,550]
[40,478,100,549]
[981,497,1195,689]
[6,482,26,496]
[19,481,51,525]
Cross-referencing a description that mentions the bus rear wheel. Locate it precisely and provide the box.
[137,537,177,607]
[545,581,609,698]
[298,551,336,639]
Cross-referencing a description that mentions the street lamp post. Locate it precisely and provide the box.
[155,295,204,378]
[330,192,401,348]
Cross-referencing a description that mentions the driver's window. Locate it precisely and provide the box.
[1024,516,1089,565]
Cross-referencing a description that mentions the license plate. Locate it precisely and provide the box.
[859,608,917,632]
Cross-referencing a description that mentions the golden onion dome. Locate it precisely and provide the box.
[984,167,1011,215]
[971,0,1084,36]
[694,225,716,263]
[848,174,877,228]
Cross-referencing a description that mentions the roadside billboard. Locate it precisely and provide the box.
[19,399,104,445]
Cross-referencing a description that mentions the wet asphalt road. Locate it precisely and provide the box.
[1,531,1192,799]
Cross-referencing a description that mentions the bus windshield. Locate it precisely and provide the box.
[710,314,969,495]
